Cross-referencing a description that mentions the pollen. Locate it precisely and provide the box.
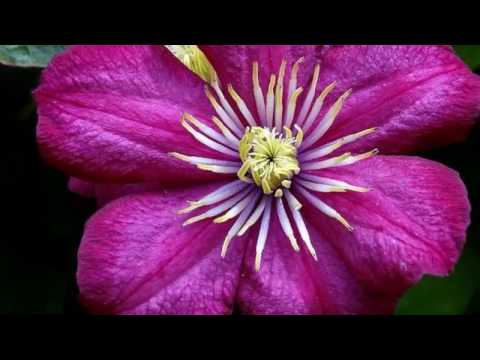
[237,127,300,195]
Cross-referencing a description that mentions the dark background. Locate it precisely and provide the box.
[1,47,479,314]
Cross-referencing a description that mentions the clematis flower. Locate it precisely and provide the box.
[35,45,480,315]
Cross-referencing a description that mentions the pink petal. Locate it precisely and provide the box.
[200,45,322,111]
[77,182,247,314]
[236,214,396,314]
[311,46,480,153]
[35,45,232,185]
[68,177,164,207]
[302,155,470,298]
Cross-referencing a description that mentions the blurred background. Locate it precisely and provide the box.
[0,45,479,314]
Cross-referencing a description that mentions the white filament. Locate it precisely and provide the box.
[181,117,238,157]
[221,190,261,256]
[197,164,241,174]
[211,80,244,128]
[184,113,238,150]
[238,196,268,236]
[295,184,353,231]
[299,173,369,193]
[183,187,253,225]
[228,84,257,127]
[301,89,352,150]
[254,196,272,271]
[179,180,248,214]
[205,87,244,137]
[301,152,352,171]
[284,189,317,260]
[276,197,299,251]
[301,81,337,134]
[295,178,345,193]
[296,64,320,126]
[211,116,241,147]
[252,62,267,124]
[266,75,276,128]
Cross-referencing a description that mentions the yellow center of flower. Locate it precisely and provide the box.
[237,126,303,196]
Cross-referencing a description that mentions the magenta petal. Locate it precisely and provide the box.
[313,46,480,153]
[200,45,323,111]
[35,45,232,184]
[236,214,396,314]
[68,177,164,207]
[302,155,470,298]
[77,182,247,314]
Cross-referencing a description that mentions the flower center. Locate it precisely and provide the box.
[237,126,301,196]
[171,52,379,270]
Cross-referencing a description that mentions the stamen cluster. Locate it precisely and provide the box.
[171,56,378,270]
[238,126,301,196]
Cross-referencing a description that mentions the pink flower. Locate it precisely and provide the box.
[35,45,480,314]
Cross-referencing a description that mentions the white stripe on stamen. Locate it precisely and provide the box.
[252,62,266,125]
[211,79,244,127]
[276,196,300,251]
[295,184,353,231]
[183,113,237,150]
[299,128,376,160]
[197,164,241,174]
[238,196,267,236]
[295,178,346,193]
[287,57,304,104]
[181,116,238,157]
[284,189,317,260]
[170,153,241,167]
[340,127,377,144]
[228,84,257,127]
[328,149,379,168]
[296,64,320,126]
[283,188,302,210]
[212,116,240,147]
[214,189,260,224]
[299,139,344,161]
[254,196,272,271]
[294,125,304,148]
[301,152,352,171]
[301,89,352,150]
[284,87,303,129]
[298,173,369,193]
[302,81,337,133]
[266,75,276,128]
[205,86,244,137]
[221,191,261,257]
[183,187,253,225]
[178,180,248,214]
[274,60,287,130]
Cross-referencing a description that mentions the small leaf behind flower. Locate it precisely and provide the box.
[0,45,66,68]
[454,45,480,71]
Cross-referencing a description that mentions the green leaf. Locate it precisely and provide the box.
[396,245,480,315]
[454,45,480,71]
[0,45,66,68]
